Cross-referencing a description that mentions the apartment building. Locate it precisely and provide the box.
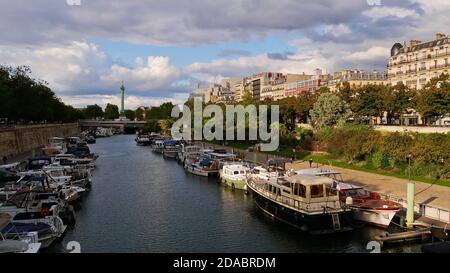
[284,78,321,97]
[326,69,388,92]
[250,72,284,101]
[388,33,449,89]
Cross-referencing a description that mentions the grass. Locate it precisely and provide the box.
[204,140,450,187]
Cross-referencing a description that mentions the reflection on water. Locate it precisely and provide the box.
[45,135,421,253]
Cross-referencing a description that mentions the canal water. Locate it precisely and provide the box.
[46,135,421,253]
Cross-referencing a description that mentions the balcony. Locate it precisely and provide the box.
[392,51,450,65]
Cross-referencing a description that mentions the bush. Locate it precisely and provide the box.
[372,150,390,169]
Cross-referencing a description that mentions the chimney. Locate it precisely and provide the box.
[435,33,446,40]
[409,40,422,47]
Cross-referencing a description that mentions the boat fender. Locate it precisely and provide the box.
[346,197,353,206]
[231,183,235,190]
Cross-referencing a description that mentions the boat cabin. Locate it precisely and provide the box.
[250,174,344,214]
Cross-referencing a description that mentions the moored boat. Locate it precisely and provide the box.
[162,140,181,159]
[295,168,402,229]
[151,140,164,154]
[184,156,219,177]
[246,173,353,234]
[220,163,251,190]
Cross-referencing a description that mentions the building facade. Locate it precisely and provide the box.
[388,33,449,89]
[284,78,321,97]
[326,69,388,92]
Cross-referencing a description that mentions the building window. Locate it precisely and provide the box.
[435,60,438,68]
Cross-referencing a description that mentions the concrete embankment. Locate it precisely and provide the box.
[0,123,79,159]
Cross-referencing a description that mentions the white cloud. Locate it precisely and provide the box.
[323,24,352,37]
[363,6,419,21]
[0,42,189,98]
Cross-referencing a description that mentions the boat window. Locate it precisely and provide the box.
[325,183,337,197]
[310,185,325,198]
[240,171,245,174]
[234,171,239,175]
[293,184,306,198]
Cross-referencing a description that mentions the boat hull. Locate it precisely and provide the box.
[248,187,352,234]
[185,164,218,177]
[220,176,247,190]
[351,207,399,229]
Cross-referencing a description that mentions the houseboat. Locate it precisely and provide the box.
[246,173,353,234]
[220,163,251,190]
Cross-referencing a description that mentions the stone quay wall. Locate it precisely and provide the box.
[0,123,79,159]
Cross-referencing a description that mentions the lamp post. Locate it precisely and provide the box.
[406,154,414,227]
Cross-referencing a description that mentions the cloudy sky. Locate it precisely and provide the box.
[1,0,448,108]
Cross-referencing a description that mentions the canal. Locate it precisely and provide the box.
[46,135,421,253]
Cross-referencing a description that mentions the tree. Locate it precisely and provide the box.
[136,107,145,121]
[84,104,104,119]
[123,109,136,120]
[309,93,352,130]
[104,103,119,120]
[352,84,385,123]
[382,83,413,124]
[414,74,450,125]
[0,65,83,123]
[142,119,161,133]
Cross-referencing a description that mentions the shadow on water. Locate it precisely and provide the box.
[44,135,421,253]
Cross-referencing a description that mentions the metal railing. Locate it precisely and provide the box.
[248,179,342,214]
[380,193,450,224]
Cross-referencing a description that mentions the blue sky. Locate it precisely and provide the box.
[0,0,447,108]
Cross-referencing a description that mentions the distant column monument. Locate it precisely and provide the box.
[120,81,125,115]
[117,81,128,121]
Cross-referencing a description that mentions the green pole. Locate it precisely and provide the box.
[406,156,414,227]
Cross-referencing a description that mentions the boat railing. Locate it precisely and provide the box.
[248,179,343,214]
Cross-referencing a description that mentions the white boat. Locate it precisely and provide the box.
[219,163,251,190]
[184,157,219,177]
[177,145,201,164]
[162,140,181,159]
[136,136,151,146]
[334,182,402,229]
[0,214,41,253]
[295,168,402,228]
[0,190,71,248]
[151,140,164,154]
[42,137,66,156]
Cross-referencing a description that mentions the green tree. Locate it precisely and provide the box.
[104,103,119,120]
[142,119,161,133]
[123,109,136,120]
[84,104,104,119]
[309,93,351,130]
[136,107,145,121]
[0,65,82,123]
[352,84,385,123]
[414,74,450,125]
